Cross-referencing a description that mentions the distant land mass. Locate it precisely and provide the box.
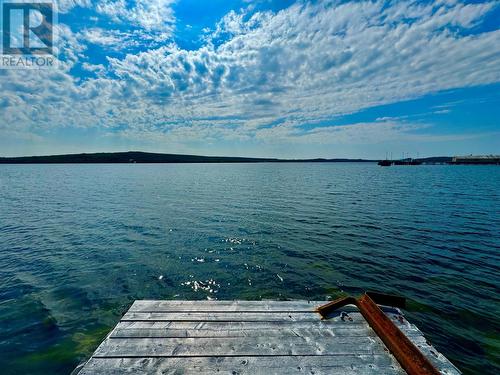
[0,151,452,164]
[0,151,377,164]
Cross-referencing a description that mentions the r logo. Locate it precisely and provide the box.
[2,2,54,55]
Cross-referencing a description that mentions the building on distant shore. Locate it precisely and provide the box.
[450,155,500,164]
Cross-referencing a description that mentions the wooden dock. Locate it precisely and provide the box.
[76,300,461,374]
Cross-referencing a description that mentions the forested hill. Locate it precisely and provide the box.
[0,151,379,164]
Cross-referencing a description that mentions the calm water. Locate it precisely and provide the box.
[0,163,499,374]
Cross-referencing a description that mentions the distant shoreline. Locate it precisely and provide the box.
[0,151,378,164]
[0,151,451,164]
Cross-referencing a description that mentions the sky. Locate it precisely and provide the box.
[0,0,499,158]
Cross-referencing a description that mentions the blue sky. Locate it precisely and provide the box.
[0,0,499,158]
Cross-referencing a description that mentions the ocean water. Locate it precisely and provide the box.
[0,163,498,374]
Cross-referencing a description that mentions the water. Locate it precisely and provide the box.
[0,163,499,374]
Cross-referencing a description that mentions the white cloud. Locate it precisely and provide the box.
[81,62,106,74]
[95,0,176,32]
[56,0,92,13]
[254,121,429,145]
[78,28,145,50]
[1,0,499,150]
[57,0,177,36]
[81,28,124,46]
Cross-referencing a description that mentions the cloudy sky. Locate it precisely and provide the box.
[1,0,499,158]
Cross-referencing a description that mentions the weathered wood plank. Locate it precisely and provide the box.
[129,300,325,313]
[79,355,405,375]
[120,311,420,331]
[109,327,379,339]
[115,321,368,330]
[129,300,399,314]
[93,336,387,357]
[121,312,324,322]
[115,316,420,333]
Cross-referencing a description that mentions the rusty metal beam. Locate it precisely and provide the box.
[316,296,356,318]
[316,294,441,375]
[357,294,440,375]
